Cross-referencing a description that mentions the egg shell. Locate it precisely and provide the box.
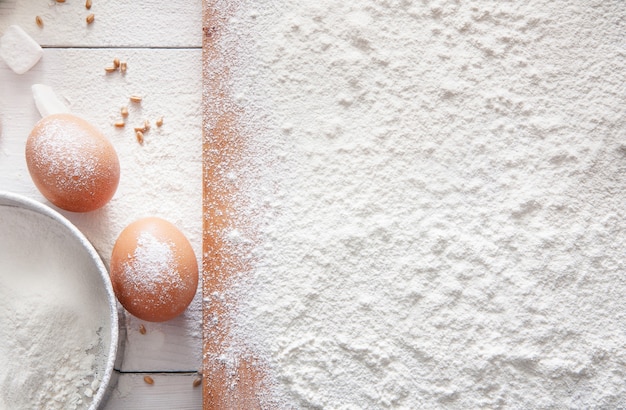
[25,113,120,212]
[110,217,199,322]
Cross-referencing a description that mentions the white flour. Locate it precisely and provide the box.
[0,207,108,410]
[209,0,626,408]
[122,231,179,297]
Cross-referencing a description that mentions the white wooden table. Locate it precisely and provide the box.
[0,1,203,408]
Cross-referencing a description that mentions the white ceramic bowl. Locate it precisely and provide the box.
[0,191,120,409]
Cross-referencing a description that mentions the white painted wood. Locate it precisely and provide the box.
[0,1,204,407]
[120,303,202,373]
[0,47,203,371]
[104,373,202,410]
[0,0,202,48]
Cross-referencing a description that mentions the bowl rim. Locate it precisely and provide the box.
[0,191,119,410]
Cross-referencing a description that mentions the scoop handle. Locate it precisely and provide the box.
[32,84,71,118]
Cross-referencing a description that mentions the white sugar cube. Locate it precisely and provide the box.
[0,25,43,74]
[32,84,70,117]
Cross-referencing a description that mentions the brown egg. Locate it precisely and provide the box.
[110,217,199,322]
[25,113,120,212]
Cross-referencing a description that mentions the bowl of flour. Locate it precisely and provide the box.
[0,191,120,410]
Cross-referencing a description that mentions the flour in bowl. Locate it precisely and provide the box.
[206,0,626,408]
[0,207,109,410]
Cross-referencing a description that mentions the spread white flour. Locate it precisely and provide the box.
[208,0,626,408]
[0,207,107,410]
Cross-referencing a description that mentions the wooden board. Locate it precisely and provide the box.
[104,373,202,409]
[201,1,270,408]
[0,0,202,48]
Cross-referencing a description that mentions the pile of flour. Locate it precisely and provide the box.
[0,207,107,410]
[211,0,626,408]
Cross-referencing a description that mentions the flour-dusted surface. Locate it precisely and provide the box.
[122,232,180,306]
[209,0,626,408]
[28,117,102,194]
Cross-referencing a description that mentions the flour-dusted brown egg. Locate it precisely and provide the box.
[25,113,120,212]
[110,217,199,322]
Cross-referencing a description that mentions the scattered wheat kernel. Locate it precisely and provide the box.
[120,62,127,73]
[56,0,66,3]
[85,0,92,10]
[104,66,117,73]
[136,130,144,144]
[86,13,95,24]
[143,376,154,385]
[193,378,202,388]
[130,95,142,103]
[139,324,146,334]
[114,121,125,128]
[121,106,129,118]
[113,58,120,68]
[156,117,163,127]
[35,16,43,28]
[144,119,151,131]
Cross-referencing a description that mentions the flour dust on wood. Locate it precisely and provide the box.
[204,0,626,408]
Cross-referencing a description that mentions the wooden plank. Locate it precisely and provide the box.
[0,0,202,48]
[1,2,206,407]
[0,47,203,372]
[119,302,202,373]
[103,373,202,410]
[202,1,271,408]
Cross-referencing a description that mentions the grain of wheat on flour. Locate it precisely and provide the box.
[204,0,626,408]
